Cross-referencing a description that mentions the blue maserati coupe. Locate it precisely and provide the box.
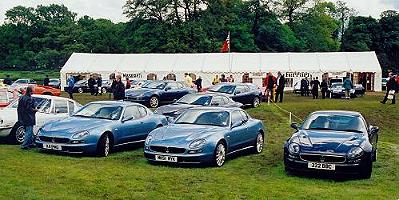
[284,111,379,179]
[125,80,197,108]
[36,101,168,157]
[144,107,265,167]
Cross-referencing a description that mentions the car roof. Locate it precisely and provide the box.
[188,93,228,97]
[85,100,145,107]
[188,106,243,112]
[311,110,362,117]
[31,94,76,102]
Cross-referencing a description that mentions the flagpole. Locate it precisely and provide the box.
[228,31,231,72]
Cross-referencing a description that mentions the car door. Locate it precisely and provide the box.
[118,106,148,144]
[210,96,225,107]
[161,82,180,102]
[176,82,192,99]
[232,85,249,105]
[239,110,257,147]
[226,111,247,151]
[136,106,159,139]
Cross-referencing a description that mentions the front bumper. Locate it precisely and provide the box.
[284,157,365,175]
[0,127,12,137]
[36,140,97,154]
[144,148,213,164]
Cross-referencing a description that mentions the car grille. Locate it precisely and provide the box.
[300,153,346,163]
[39,136,70,144]
[150,146,186,154]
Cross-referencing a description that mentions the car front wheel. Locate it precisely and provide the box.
[149,96,159,108]
[359,161,372,179]
[97,134,111,157]
[78,88,84,94]
[101,87,107,94]
[253,132,264,154]
[213,142,226,167]
[252,96,260,108]
[8,124,25,144]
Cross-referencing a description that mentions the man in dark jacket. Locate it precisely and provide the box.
[18,86,38,149]
[43,75,50,86]
[275,71,285,103]
[321,79,328,99]
[312,77,321,99]
[381,72,398,105]
[88,75,96,95]
[113,75,125,100]
[195,76,202,92]
[96,75,102,96]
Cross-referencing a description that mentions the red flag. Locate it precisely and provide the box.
[220,32,230,53]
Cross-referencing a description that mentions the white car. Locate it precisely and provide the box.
[10,79,37,90]
[0,95,81,144]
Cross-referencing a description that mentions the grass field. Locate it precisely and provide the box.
[0,92,398,200]
[0,70,60,82]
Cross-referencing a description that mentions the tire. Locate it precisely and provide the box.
[8,123,25,144]
[101,87,107,94]
[149,96,159,108]
[252,96,260,108]
[253,132,264,154]
[359,161,372,179]
[78,88,84,94]
[213,142,226,167]
[97,134,111,157]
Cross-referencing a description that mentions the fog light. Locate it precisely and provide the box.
[71,140,84,144]
[188,149,203,154]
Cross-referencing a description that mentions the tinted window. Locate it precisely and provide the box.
[208,84,235,94]
[211,96,225,106]
[175,110,230,127]
[74,103,122,120]
[235,85,249,94]
[177,94,211,106]
[123,106,142,120]
[138,106,148,117]
[302,114,367,133]
[239,111,249,122]
[166,82,179,90]
[54,100,68,114]
[231,111,244,125]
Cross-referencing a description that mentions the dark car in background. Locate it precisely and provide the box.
[73,80,90,93]
[354,84,366,96]
[284,111,379,179]
[328,83,356,98]
[125,80,197,108]
[207,83,262,108]
[48,79,61,89]
[155,93,243,120]
[100,80,113,94]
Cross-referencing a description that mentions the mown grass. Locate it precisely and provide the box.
[0,92,398,200]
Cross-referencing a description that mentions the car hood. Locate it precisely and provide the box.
[156,104,198,115]
[40,117,113,136]
[125,88,157,97]
[150,124,225,145]
[295,130,365,153]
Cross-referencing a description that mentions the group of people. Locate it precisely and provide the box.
[300,76,353,100]
[212,74,235,85]
[87,75,103,96]
[380,72,399,105]
[263,72,285,103]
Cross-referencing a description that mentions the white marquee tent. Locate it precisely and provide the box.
[60,52,382,91]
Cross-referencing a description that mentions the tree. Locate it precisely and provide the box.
[334,0,357,41]
[276,0,310,27]
[123,0,172,21]
[341,16,379,51]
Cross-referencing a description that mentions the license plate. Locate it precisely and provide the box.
[43,143,62,151]
[155,155,177,163]
[308,162,335,171]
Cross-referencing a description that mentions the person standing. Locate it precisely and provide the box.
[220,74,227,82]
[227,75,234,83]
[265,72,276,102]
[43,75,50,86]
[212,75,220,85]
[343,76,353,99]
[184,73,193,87]
[381,72,398,105]
[88,75,96,95]
[97,75,103,96]
[3,75,12,85]
[66,75,75,99]
[300,78,306,96]
[18,86,38,150]
[321,79,328,99]
[125,77,131,89]
[195,76,202,92]
[304,77,310,96]
[113,75,125,100]
[275,72,285,103]
[312,77,321,99]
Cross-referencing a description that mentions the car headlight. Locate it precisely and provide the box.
[288,143,300,155]
[347,147,363,159]
[189,139,206,150]
[72,131,89,139]
[145,135,153,145]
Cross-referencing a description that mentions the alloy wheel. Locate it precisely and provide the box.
[149,97,159,108]
[215,143,226,167]
[253,97,260,108]
[16,126,25,143]
[256,134,264,153]
[104,136,110,157]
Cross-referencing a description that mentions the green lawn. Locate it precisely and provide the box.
[0,93,398,200]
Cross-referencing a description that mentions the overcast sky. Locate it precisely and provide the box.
[0,0,398,23]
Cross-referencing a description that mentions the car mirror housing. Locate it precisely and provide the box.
[291,122,299,130]
[122,116,134,122]
[370,125,379,134]
[165,87,172,91]
[231,121,242,129]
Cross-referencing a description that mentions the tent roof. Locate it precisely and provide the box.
[61,52,382,74]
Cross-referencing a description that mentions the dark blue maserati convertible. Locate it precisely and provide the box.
[36,101,168,157]
[125,80,197,108]
[144,107,265,167]
[207,83,262,108]
[284,111,379,179]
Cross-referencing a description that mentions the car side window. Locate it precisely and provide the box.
[231,111,244,126]
[167,83,179,90]
[138,106,148,117]
[222,96,231,104]
[235,85,248,94]
[54,100,68,114]
[239,111,249,122]
[123,106,142,120]
[68,101,75,115]
[177,82,185,89]
[211,96,225,106]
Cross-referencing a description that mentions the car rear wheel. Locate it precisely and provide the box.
[8,124,25,144]
[78,88,84,93]
[149,96,159,108]
[252,96,260,108]
[97,134,111,157]
[213,142,226,167]
[101,87,107,94]
[253,132,264,154]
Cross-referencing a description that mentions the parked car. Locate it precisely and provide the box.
[100,80,113,94]
[382,78,388,91]
[132,80,152,89]
[293,81,311,94]
[354,84,366,96]
[36,101,168,157]
[73,80,90,93]
[48,79,61,89]
[10,79,36,89]
[0,95,81,144]
[328,83,356,98]
[207,83,262,108]
[284,111,379,179]
[144,107,265,167]
[0,88,14,108]
[32,85,61,96]
[155,93,243,120]
[125,80,197,108]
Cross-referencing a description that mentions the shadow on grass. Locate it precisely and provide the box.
[285,169,368,182]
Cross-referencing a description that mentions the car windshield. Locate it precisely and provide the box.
[142,81,166,89]
[6,97,51,112]
[302,114,366,133]
[208,85,235,94]
[331,84,343,89]
[76,80,86,84]
[176,94,211,106]
[49,79,59,83]
[175,110,230,127]
[73,103,123,120]
[16,80,28,84]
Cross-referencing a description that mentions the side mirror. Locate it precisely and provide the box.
[370,125,379,134]
[165,87,172,91]
[231,121,242,129]
[235,91,241,95]
[122,116,134,122]
[211,102,219,106]
[291,122,299,130]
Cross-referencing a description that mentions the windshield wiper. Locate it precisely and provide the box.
[306,128,336,131]
[338,129,363,133]
[73,115,91,118]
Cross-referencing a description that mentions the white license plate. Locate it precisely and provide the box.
[308,162,335,171]
[155,155,177,163]
[43,143,62,151]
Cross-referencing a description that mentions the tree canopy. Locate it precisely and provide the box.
[0,0,398,73]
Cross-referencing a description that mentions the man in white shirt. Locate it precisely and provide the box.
[185,73,193,87]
